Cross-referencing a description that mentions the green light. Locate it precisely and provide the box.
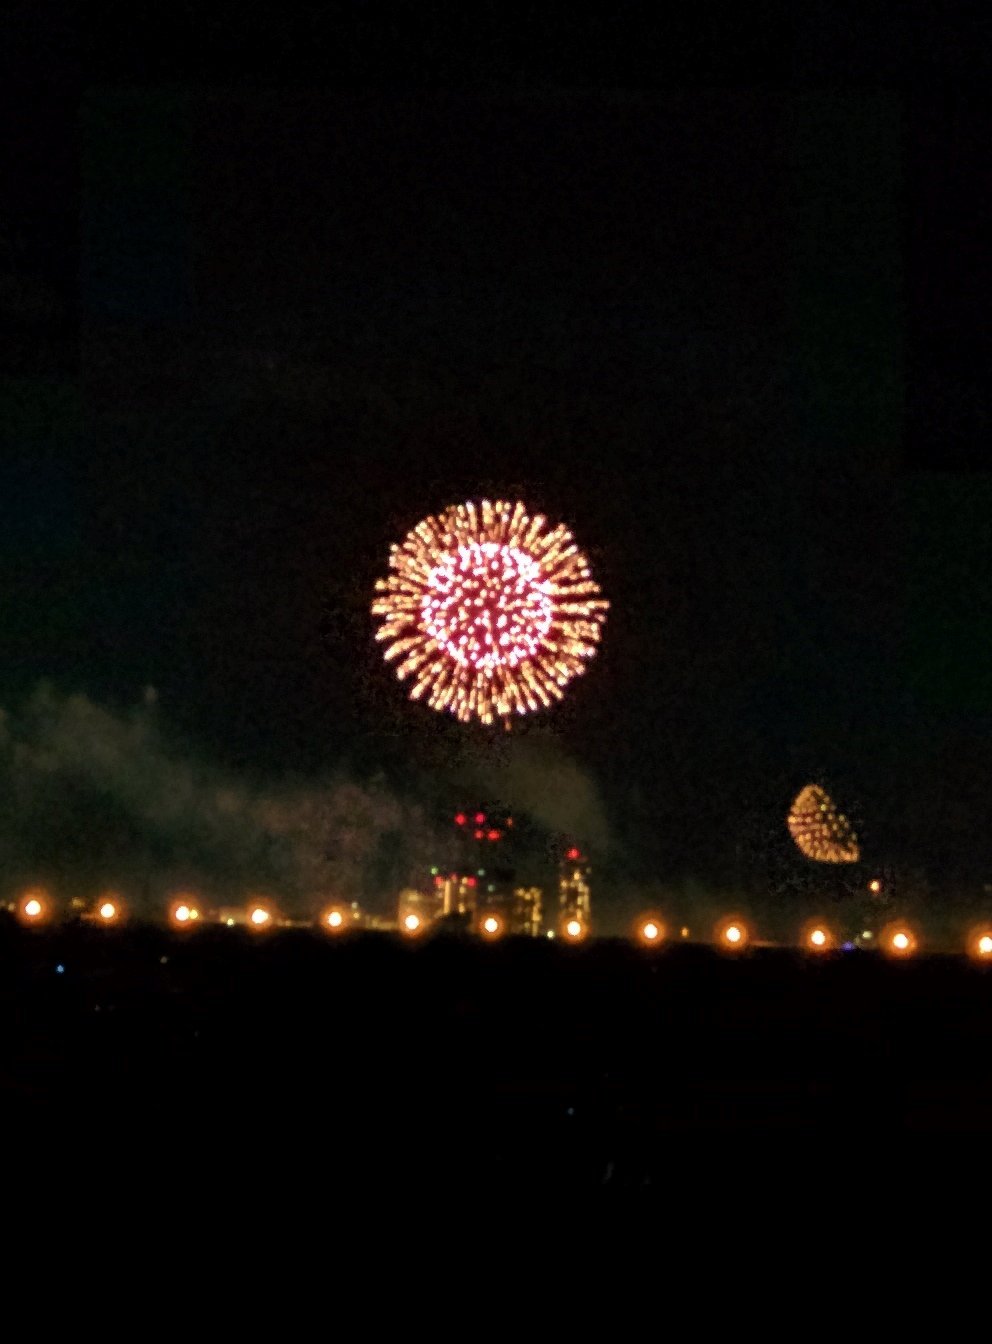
[430,867,438,875]
[478,869,485,876]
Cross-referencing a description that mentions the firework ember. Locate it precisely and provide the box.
[372,500,608,725]
[787,783,859,863]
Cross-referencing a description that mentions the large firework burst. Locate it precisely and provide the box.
[372,500,608,725]
[787,784,860,863]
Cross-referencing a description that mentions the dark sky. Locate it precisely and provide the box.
[2,16,991,905]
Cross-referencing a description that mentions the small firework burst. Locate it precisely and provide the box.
[372,499,608,725]
[787,784,859,863]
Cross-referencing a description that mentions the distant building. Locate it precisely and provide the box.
[216,905,249,926]
[558,846,591,927]
[399,805,543,936]
[511,886,543,938]
[439,872,478,918]
[397,886,444,928]
[364,913,399,932]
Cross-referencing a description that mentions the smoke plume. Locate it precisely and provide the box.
[0,683,441,916]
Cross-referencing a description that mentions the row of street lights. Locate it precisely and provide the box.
[9,889,992,960]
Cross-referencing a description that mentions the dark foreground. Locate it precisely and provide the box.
[3,921,991,1192]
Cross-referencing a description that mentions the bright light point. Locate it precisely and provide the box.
[716,918,749,951]
[978,936,992,956]
[24,898,42,918]
[482,916,500,935]
[637,917,664,945]
[546,930,555,939]
[226,918,235,927]
[861,930,873,940]
[170,897,200,930]
[810,928,827,947]
[99,902,116,920]
[565,919,582,939]
[250,907,270,926]
[326,910,344,928]
[883,924,917,957]
[403,914,421,932]
[680,926,689,938]
[869,879,882,893]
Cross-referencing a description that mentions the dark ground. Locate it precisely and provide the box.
[3,920,992,1195]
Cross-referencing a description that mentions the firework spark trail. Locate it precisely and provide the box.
[372,500,608,725]
[787,783,859,863]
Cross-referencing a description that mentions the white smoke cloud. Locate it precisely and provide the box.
[454,726,612,853]
[0,683,441,916]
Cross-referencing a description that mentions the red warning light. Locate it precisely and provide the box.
[487,829,500,841]
[434,875,444,887]
[567,847,580,860]
[455,813,466,826]
[466,876,477,888]
[475,812,486,824]
[474,829,484,840]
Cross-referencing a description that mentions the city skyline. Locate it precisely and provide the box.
[3,81,990,916]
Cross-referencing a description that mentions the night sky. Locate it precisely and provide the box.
[2,15,990,919]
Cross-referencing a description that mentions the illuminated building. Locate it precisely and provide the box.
[363,913,400,932]
[403,806,542,935]
[397,886,444,933]
[511,886,543,938]
[558,844,591,929]
[439,872,479,919]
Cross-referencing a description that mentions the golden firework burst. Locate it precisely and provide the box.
[787,784,859,863]
[372,500,608,725]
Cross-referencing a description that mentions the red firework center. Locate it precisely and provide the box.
[422,542,553,670]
